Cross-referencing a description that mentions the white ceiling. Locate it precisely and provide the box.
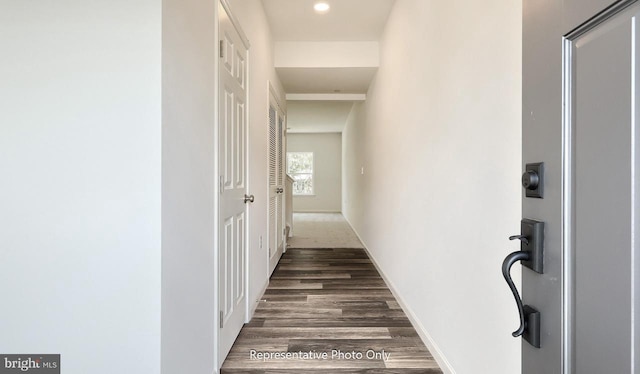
[263,0,394,124]
[262,0,395,41]
[286,101,355,133]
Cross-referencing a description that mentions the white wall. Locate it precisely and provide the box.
[342,1,522,373]
[161,0,219,372]
[227,0,286,317]
[0,1,161,373]
[287,101,355,133]
[343,103,366,219]
[275,42,379,68]
[289,133,342,213]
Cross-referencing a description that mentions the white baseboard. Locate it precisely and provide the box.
[343,216,456,374]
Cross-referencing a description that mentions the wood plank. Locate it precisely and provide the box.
[238,327,392,340]
[253,309,343,319]
[261,318,414,328]
[307,295,397,302]
[271,273,352,280]
[278,259,374,264]
[256,301,390,310]
[263,289,393,296]
[267,280,323,289]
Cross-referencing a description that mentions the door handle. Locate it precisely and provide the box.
[276,187,283,194]
[502,250,531,337]
[502,250,541,348]
[502,219,544,348]
[244,194,254,203]
[508,234,529,245]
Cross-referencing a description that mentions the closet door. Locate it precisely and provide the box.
[268,102,284,275]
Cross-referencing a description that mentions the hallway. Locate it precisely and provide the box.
[221,214,442,373]
[1,1,524,373]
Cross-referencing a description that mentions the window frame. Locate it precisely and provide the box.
[286,151,315,196]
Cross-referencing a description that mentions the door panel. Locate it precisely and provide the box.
[523,0,640,373]
[218,1,248,364]
[235,212,245,303]
[223,88,234,189]
[571,7,635,373]
[236,99,245,188]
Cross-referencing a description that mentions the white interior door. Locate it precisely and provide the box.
[522,0,640,372]
[268,94,285,275]
[276,114,286,253]
[218,0,248,364]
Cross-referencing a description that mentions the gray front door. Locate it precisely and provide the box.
[523,0,640,372]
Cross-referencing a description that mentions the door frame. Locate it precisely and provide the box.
[215,0,251,370]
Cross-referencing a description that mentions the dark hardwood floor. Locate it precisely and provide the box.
[221,248,443,374]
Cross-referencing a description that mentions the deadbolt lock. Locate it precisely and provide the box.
[522,162,543,198]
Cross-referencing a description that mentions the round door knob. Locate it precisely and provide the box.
[522,170,539,190]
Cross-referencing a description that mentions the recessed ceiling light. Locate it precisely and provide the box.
[314,2,330,14]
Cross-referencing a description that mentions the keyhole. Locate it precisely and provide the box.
[522,170,539,190]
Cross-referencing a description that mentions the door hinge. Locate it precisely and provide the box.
[219,175,224,194]
[219,40,224,58]
[220,310,224,328]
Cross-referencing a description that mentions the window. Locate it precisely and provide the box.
[287,152,314,195]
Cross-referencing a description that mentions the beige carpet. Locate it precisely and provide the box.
[287,213,364,248]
